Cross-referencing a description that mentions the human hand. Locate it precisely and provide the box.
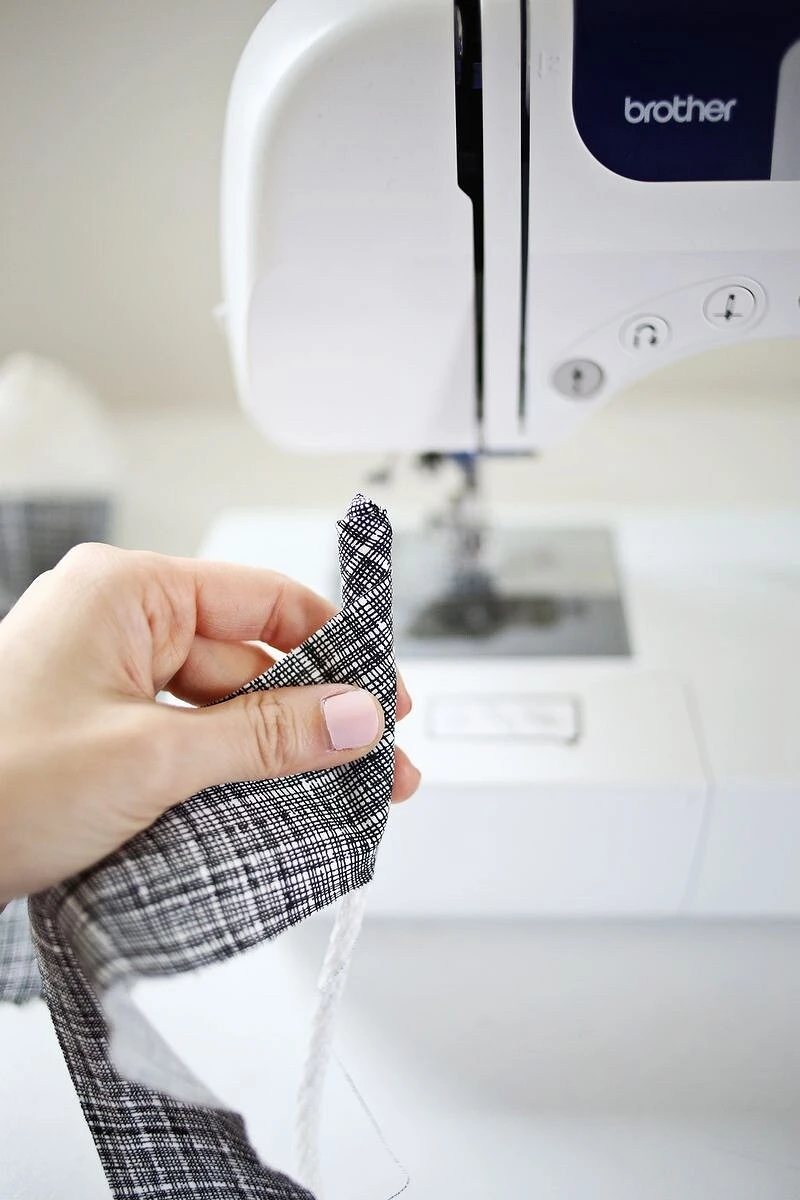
[0,544,418,904]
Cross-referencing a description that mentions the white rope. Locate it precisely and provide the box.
[295,884,370,1196]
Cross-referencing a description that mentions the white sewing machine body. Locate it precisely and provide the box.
[216,0,800,919]
[221,0,800,454]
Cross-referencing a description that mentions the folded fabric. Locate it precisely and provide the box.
[27,495,396,1199]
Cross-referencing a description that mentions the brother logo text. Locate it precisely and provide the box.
[624,96,738,124]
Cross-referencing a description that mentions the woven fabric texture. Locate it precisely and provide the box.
[26,495,395,1199]
[0,898,41,1003]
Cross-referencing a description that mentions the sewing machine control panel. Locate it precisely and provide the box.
[548,273,775,404]
[534,253,796,446]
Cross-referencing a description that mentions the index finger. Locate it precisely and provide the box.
[168,557,410,712]
[177,558,338,651]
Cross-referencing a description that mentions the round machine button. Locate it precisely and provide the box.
[620,314,671,352]
[552,359,604,399]
[703,284,759,330]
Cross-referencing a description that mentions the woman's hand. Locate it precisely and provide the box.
[0,544,418,904]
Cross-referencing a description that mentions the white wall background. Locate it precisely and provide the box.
[1,1,799,555]
[0,0,267,416]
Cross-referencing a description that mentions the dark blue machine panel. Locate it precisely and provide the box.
[572,0,800,181]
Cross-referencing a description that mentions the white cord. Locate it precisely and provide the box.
[333,1057,411,1199]
[295,885,370,1196]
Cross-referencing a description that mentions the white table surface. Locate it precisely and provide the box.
[3,918,800,1199]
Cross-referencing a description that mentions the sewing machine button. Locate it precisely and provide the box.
[703,284,759,330]
[620,314,670,352]
[429,695,579,743]
[552,359,604,399]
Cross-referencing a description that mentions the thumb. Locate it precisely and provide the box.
[160,684,386,802]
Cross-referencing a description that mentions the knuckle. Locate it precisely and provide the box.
[58,541,118,576]
[244,692,299,777]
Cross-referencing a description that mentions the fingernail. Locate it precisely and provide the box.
[322,690,382,751]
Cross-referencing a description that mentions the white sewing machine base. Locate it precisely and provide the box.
[200,504,800,919]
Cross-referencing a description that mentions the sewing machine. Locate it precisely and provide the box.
[212,0,800,918]
[3,6,800,1199]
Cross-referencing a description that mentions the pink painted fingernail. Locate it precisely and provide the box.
[322,690,382,751]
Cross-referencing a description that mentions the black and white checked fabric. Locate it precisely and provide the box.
[0,898,41,1004]
[24,495,395,1199]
